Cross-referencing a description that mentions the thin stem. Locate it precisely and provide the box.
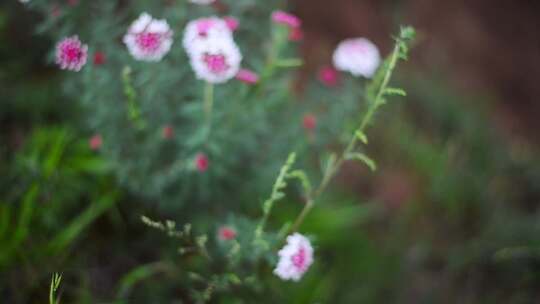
[203,82,214,135]
[289,40,403,233]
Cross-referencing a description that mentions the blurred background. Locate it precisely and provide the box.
[2,0,540,303]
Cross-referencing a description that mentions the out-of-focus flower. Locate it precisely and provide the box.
[93,51,106,65]
[55,36,88,71]
[183,17,233,56]
[318,66,340,87]
[123,13,173,62]
[288,27,303,41]
[218,226,236,240]
[271,10,301,28]
[51,5,62,18]
[235,68,259,84]
[89,134,102,150]
[274,233,314,281]
[302,114,317,131]
[67,0,78,6]
[188,38,242,84]
[189,0,215,4]
[223,16,239,32]
[162,125,174,139]
[332,38,380,78]
[19,0,30,4]
[195,153,209,172]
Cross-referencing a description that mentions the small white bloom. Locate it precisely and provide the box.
[333,38,381,78]
[183,17,233,57]
[189,0,215,4]
[19,0,30,3]
[123,13,173,62]
[274,233,314,282]
[188,37,242,84]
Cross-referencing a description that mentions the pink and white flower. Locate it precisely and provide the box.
[55,36,88,71]
[274,233,314,282]
[332,38,380,78]
[188,37,242,84]
[123,13,173,62]
[183,17,233,56]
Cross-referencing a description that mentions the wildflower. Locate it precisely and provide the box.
[318,66,340,87]
[189,0,215,4]
[332,38,380,78]
[195,153,209,172]
[123,13,173,62]
[188,38,242,84]
[302,114,317,131]
[271,10,301,28]
[93,51,106,65]
[223,16,239,32]
[218,226,236,241]
[55,36,88,71]
[67,0,78,6]
[89,134,102,150]
[162,125,173,139]
[235,68,259,84]
[183,17,233,56]
[274,233,314,281]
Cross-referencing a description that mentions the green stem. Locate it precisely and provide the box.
[289,40,403,233]
[203,82,214,135]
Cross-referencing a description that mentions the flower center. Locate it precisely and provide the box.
[63,44,82,62]
[291,247,306,270]
[136,32,161,52]
[203,54,229,74]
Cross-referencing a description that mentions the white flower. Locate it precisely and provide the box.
[274,233,314,282]
[183,17,233,57]
[123,13,173,62]
[19,0,30,3]
[188,37,242,84]
[332,38,381,78]
[189,0,215,4]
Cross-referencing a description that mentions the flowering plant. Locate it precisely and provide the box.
[24,0,414,301]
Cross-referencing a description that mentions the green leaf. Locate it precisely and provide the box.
[346,152,377,171]
[384,87,407,97]
[355,130,369,144]
[46,192,118,254]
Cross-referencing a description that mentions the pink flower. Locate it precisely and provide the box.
[218,226,237,240]
[162,125,173,139]
[333,37,380,78]
[223,16,239,32]
[271,10,301,28]
[123,13,174,62]
[89,134,102,150]
[288,27,303,41]
[318,66,340,87]
[55,36,88,71]
[235,68,259,84]
[195,153,209,172]
[67,0,78,6]
[93,51,106,65]
[302,114,317,131]
[274,233,314,281]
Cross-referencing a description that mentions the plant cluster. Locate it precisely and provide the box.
[15,0,416,302]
